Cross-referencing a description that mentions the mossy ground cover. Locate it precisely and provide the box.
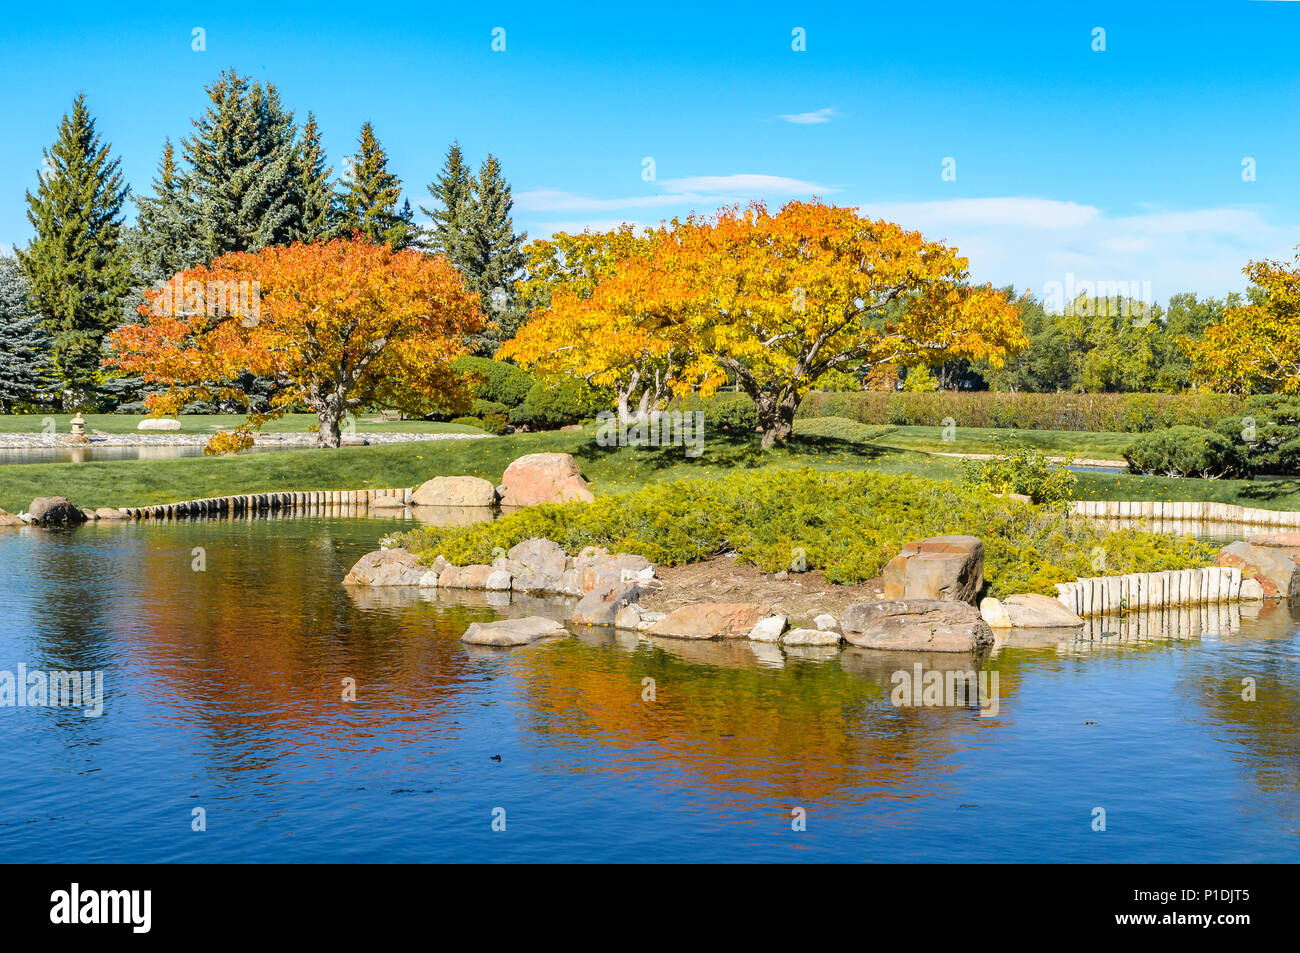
[2,414,1300,515]
[394,468,1217,598]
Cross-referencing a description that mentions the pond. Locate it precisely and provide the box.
[1,515,1298,862]
[0,444,282,466]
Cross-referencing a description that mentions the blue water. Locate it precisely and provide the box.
[1,517,1298,862]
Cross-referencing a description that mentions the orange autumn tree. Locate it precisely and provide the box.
[107,236,483,450]
[502,226,723,420]
[513,201,1026,447]
[1186,252,1300,394]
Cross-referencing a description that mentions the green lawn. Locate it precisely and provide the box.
[2,413,1298,515]
[0,413,483,435]
[852,423,1134,459]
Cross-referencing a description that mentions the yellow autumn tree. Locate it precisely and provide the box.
[507,201,1026,447]
[1186,253,1300,394]
[503,226,723,421]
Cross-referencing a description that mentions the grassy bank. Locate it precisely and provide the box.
[3,415,1299,515]
[394,469,1217,598]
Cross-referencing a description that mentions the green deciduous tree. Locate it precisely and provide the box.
[17,93,130,404]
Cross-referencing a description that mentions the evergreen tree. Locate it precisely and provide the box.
[124,139,202,296]
[337,122,413,249]
[17,93,130,403]
[462,153,527,349]
[184,69,300,258]
[0,256,57,412]
[421,140,472,264]
[296,112,337,242]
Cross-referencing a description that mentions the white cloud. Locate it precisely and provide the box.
[778,107,836,124]
[857,196,1297,300]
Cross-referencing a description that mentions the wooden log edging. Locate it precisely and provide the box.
[1055,565,1243,618]
[120,487,414,520]
[1073,499,1300,529]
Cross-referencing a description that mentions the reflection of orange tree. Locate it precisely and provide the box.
[102,524,483,762]
[517,640,1022,804]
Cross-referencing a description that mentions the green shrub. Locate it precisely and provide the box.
[1123,425,1247,478]
[452,356,535,407]
[395,468,1215,598]
[471,398,510,418]
[960,442,1078,504]
[1212,394,1300,477]
[477,412,508,435]
[510,377,609,429]
[796,391,1242,433]
[449,415,485,430]
[670,392,759,433]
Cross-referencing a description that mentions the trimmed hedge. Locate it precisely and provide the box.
[796,391,1242,433]
[395,468,1215,598]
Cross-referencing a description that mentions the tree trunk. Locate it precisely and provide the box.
[755,389,799,449]
[316,403,344,448]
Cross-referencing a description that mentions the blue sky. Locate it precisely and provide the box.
[2,1,1299,303]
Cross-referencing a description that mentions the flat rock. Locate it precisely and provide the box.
[645,602,767,640]
[499,452,595,507]
[0,508,25,527]
[93,507,129,521]
[461,616,567,646]
[411,475,496,507]
[781,627,841,646]
[841,599,993,653]
[368,496,408,509]
[27,496,87,526]
[981,593,1084,629]
[137,418,181,431]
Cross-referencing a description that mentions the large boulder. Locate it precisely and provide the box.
[981,593,1084,629]
[506,538,568,592]
[27,497,87,526]
[137,418,181,431]
[1217,540,1300,600]
[343,548,436,587]
[882,536,983,604]
[645,603,768,640]
[461,616,567,646]
[841,599,993,652]
[570,580,646,626]
[411,475,496,507]
[499,452,595,507]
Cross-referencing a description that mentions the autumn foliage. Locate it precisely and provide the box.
[107,236,482,449]
[504,201,1026,446]
[1186,252,1300,394]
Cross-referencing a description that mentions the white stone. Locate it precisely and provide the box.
[137,418,181,431]
[781,627,840,646]
[1239,578,1265,601]
[813,613,839,631]
[614,604,642,630]
[485,569,512,591]
[747,615,787,642]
